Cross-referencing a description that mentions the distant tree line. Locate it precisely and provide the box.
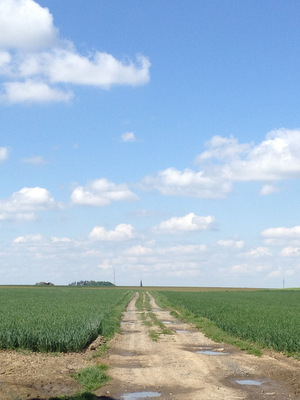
[35,282,54,286]
[68,280,115,287]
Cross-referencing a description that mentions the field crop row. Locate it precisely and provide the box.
[0,287,132,352]
[155,290,300,355]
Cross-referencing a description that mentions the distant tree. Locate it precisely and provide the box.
[35,282,54,286]
[68,280,115,287]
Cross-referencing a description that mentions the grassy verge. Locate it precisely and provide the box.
[72,364,110,392]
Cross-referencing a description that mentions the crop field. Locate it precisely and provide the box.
[0,287,132,352]
[154,289,300,356]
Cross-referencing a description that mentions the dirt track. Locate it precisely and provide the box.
[0,292,300,399]
[98,292,300,400]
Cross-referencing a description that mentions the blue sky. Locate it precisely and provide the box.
[1,0,300,287]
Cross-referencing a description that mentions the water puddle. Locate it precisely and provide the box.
[161,320,178,324]
[120,391,161,399]
[175,329,189,333]
[197,350,229,356]
[152,308,161,312]
[236,379,263,386]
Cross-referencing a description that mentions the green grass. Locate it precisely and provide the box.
[137,292,173,340]
[135,291,151,311]
[72,364,110,392]
[0,287,133,352]
[153,290,300,357]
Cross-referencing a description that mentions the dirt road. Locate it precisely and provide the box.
[98,292,300,400]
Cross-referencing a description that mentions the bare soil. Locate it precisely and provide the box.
[0,292,300,400]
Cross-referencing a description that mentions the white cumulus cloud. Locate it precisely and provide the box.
[217,239,245,249]
[0,0,58,50]
[0,1,150,104]
[261,225,300,239]
[71,178,138,206]
[140,129,300,199]
[1,80,73,104]
[89,223,136,241]
[0,187,57,221]
[156,212,216,233]
[141,167,232,199]
[18,50,150,88]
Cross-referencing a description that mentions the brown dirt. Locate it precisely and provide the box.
[0,292,300,400]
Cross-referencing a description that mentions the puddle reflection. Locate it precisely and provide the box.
[120,391,161,399]
[236,379,263,386]
[197,350,229,355]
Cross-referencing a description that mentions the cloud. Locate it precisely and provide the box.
[281,247,300,257]
[261,225,300,239]
[140,167,232,198]
[71,178,138,206]
[0,1,150,104]
[245,246,272,258]
[0,212,35,222]
[195,129,300,182]
[260,184,280,196]
[21,155,46,165]
[17,50,150,88]
[196,135,249,162]
[0,146,9,162]
[158,244,207,255]
[155,212,216,233]
[89,223,136,241]
[123,245,153,256]
[0,0,58,50]
[13,234,43,243]
[217,239,244,249]
[0,187,57,221]
[1,80,73,104]
[121,132,136,142]
[140,129,300,199]
[98,259,113,270]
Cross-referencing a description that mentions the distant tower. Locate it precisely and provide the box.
[140,280,143,287]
